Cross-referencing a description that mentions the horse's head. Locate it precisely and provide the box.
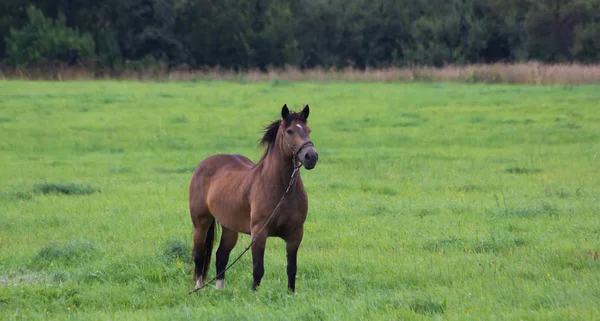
[280,104,318,170]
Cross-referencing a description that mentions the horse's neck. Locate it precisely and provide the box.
[260,142,299,188]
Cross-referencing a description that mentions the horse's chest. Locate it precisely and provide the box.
[270,199,307,233]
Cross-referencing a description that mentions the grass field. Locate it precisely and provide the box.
[1,80,599,320]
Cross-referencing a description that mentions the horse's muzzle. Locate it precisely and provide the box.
[303,150,318,170]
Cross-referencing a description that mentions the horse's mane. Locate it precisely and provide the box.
[257,111,306,163]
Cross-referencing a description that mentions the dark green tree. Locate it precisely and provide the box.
[2,0,600,69]
[4,5,95,66]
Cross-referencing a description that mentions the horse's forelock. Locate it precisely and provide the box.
[259,111,306,148]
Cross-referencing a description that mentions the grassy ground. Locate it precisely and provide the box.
[0,80,599,320]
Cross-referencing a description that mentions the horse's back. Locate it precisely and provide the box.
[191,154,254,191]
[194,154,254,176]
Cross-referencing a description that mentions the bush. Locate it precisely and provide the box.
[2,0,600,70]
[572,22,600,63]
[4,5,95,66]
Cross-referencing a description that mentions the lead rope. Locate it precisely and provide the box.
[188,142,310,295]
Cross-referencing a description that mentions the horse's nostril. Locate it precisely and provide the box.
[305,153,311,160]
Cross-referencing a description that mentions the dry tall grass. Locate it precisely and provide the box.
[2,62,600,85]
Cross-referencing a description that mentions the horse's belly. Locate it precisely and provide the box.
[206,180,252,235]
[209,203,252,234]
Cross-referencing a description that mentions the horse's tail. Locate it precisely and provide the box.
[202,220,216,280]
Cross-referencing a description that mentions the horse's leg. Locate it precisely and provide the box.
[250,225,268,291]
[285,227,304,292]
[191,215,213,289]
[215,226,238,290]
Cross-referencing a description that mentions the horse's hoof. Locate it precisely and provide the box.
[195,278,204,290]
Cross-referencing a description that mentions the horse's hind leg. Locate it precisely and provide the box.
[191,214,215,289]
[215,226,238,290]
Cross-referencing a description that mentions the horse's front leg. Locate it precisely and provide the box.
[285,227,303,292]
[250,225,268,291]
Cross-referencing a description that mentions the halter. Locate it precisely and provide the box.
[291,140,315,170]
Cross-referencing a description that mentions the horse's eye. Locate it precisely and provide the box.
[286,129,293,135]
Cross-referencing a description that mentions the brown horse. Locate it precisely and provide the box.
[189,104,318,292]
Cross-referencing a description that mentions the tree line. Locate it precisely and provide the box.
[1,0,599,71]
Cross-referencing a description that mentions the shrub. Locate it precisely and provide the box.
[4,6,95,66]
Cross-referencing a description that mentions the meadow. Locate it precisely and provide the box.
[0,80,599,320]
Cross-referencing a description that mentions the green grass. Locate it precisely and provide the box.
[1,80,599,320]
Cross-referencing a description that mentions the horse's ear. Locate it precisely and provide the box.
[281,104,290,122]
[301,104,310,120]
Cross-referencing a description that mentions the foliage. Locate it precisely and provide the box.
[572,21,600,63]
[2,0,600,69]
[179,0,299,69]
[4,5,95,66]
